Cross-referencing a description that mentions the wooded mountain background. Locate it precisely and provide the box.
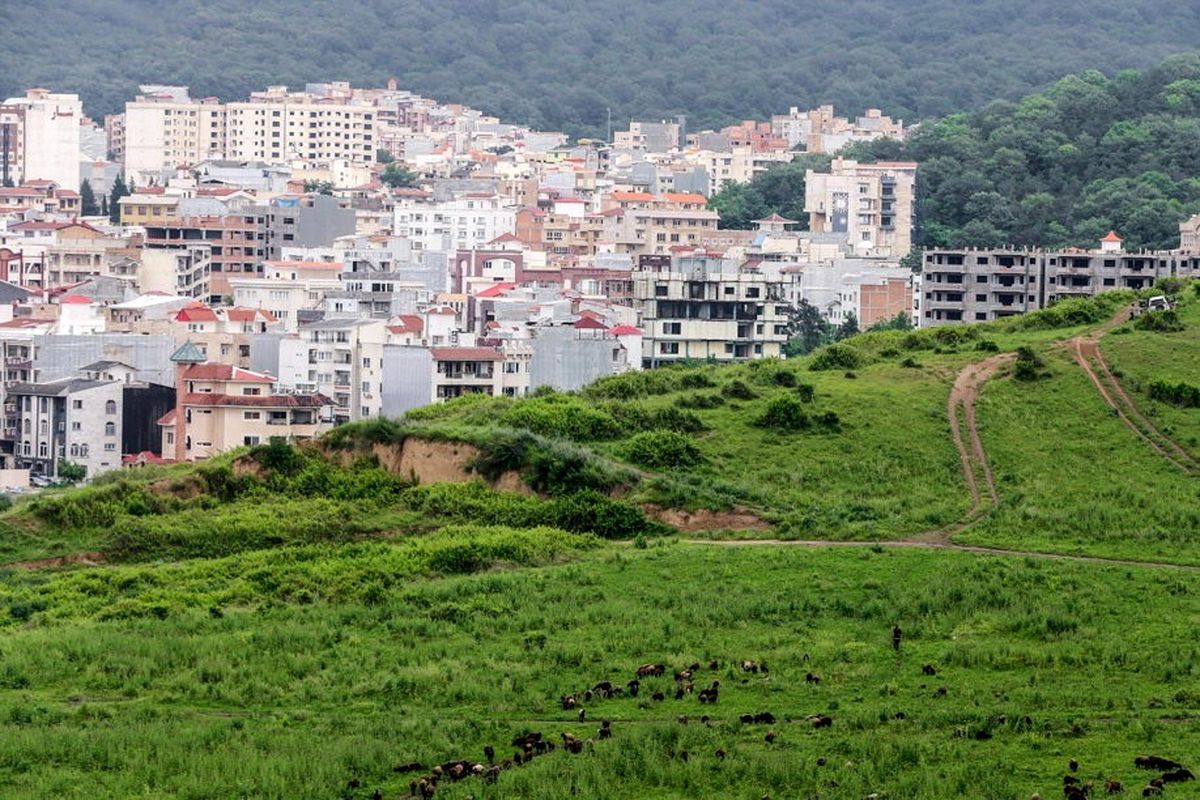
[3,0,1200,134]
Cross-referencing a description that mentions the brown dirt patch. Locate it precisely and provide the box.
[7,551,106,570]
[643,504,772,533]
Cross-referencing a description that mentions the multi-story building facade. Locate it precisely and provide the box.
[160,346,332,462]
[380,343,532,413]
[805,158,917,258]
[600,192,720,257]
[284,318,388,423]
[143,213,266,300]
[633,250,787,366]
[919,232,1200,326]
[393,192,517,252]
[0,89,82,189]
[230,260,342,330]
[123,87,226,184]
[138,245,213,299]
[8,378,124,479]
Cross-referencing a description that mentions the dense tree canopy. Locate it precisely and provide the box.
[3,1,1200,137]
[715,56,1200,251]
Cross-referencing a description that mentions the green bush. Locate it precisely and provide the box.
[755,396,810,431]
[675,392,725,409]
[900,357,921,369]
[809,344,867,371]
[1013,346,1045,381]
[1148,380,1200,408]
[976,340,1000,352]
[721,379,757,400]
[1133,309,1186,332]
[795,383,815,402]
[604,402,706,434]
[620,430,704,470]
[504,395,621,440]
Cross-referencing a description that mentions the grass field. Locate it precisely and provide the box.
[1,540,1198,799]
[1102,289,1200,454]
[1,286,1199,799]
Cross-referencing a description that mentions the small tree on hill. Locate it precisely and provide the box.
[376,148,395,164]
[783,298,831,356]
[79,179,100,216]
[835,312,860,341]
[56,461,87,483]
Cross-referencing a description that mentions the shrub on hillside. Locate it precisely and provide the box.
[795,383,815,402]
[1148,380,1200,408]
[755,396,810,431]
[675,392,725,409]
[975,340,1000,352]
[900,357,921,368]
[620,430,704,470]
[504,395,621,440]
[809,344,867,371]
[1013,346,1045,381]
[1006,293,1133,331]
[721,379,757,400]
[603,402,706,434]
[1134,309,1186,332]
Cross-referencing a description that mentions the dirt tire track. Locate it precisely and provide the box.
[1072,328,1199,475]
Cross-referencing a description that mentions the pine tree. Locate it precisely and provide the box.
[79,179,100,216]
[108,174,128,224]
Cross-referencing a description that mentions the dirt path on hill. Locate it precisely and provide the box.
[1070,309,1200,475]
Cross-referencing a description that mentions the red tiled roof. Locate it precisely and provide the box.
[182,363,276,382]
[226,308,277,323]
[175,307,218,323]
[475,282,517,298]
[662,192,707,204]
[611,191,654,202]
[487,232,520,244]
[60,295,92,305]
[122,451,170,465]
[426,305,457,315]
[609,325,643,335]
[1102,230,1123,242]
[179,392,329,408]
[430,347,504,361]
[387,314,425,335]
[573,316,608,330]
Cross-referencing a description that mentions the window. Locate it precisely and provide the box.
[104,422,115,436]
[746,287,760,298]
[104,443,116,452]
[662,322,681,335]
[975,294,987,302]
[659,342,679,355]
[243,411,261,420]
[654,284,668,297]
[242,387,262,396]
[71,421,81,431]
[105,399,117,415]
[243,436,260,446]
[72,399,83,410]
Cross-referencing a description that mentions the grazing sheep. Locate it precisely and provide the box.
[675,669,693,683]
[371,790,382,800]
[636,663,665,678]
[689,662,701,672]
[892,625,903,651]
[560,732,584,754]
[1104,780,1122,794]
[598,724,612,740]
[715,749,726,760]
[1065,785,1086,800]
[922,664,937,676]
[1070,759,1079,773]
[652,691,665,702]
[1135,756,1183,771]
[742,660,759,673]
[935,686,947,697]
[740,714,755,724]
[1142,787,1162,797]
[675,686,686,701]
[697,681,721,704]
[805,672,822,684]
[678,715,689,725]
[808,714,833,728]
[394,762,424,774]
[817,757,827,766]
[483,746,494,763]
[592,681,614,696]
[764,730,777,744]
[1161,768,1195,783]
[709,660,719,670]
[561,694,578,710]
[679,750,689,762]
[754,712,776,724]
[578,708,586,723]
[627,679,640,697]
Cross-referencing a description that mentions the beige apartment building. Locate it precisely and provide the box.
[123,85,376,184]
[160,343,332,461]
[600,192,719,257]
[805,158,917,258]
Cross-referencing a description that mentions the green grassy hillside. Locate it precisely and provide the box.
[1,283,1198,798]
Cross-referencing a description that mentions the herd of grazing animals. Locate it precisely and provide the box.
[334,633,1193,799]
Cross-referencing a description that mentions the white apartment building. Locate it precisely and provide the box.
[124,87,226,184]
[394,193,517,251]
[138,245,213,299]
[804,158,917,258]
[281,318,388,423]
[8,378,124,479]
[0,89,83,190]
[123,84,377,184]
[230,259,342,331]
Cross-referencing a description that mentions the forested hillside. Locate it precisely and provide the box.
[714,56,1200,251]
[2,0,1200,134]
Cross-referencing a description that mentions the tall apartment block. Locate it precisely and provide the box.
[920,230,1200,326]
[804,158,916,258]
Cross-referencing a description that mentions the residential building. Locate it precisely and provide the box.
[805,158,917,258]
[8,378,124,479]
[393,191,517,251]
[260,194,356,260]
[919,232,1200,326]
[600,192,720,256]
[231,260,342,330]
[143,212,266,300]
[138,245,213,299]
[160,342,332,462]
[633,250,788,365]
[286,318,388,423]
[0,89,82,189]
[614,120,683,153]
[381,343,532,413]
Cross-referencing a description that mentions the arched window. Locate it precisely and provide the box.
[22,419,29,434]
[104,421,115,436]
[105,400,117,415]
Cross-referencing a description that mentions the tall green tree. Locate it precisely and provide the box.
[380,163,417,188]
[79,179,100,216]
[108,174,129,224]
[782,298,830,356]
